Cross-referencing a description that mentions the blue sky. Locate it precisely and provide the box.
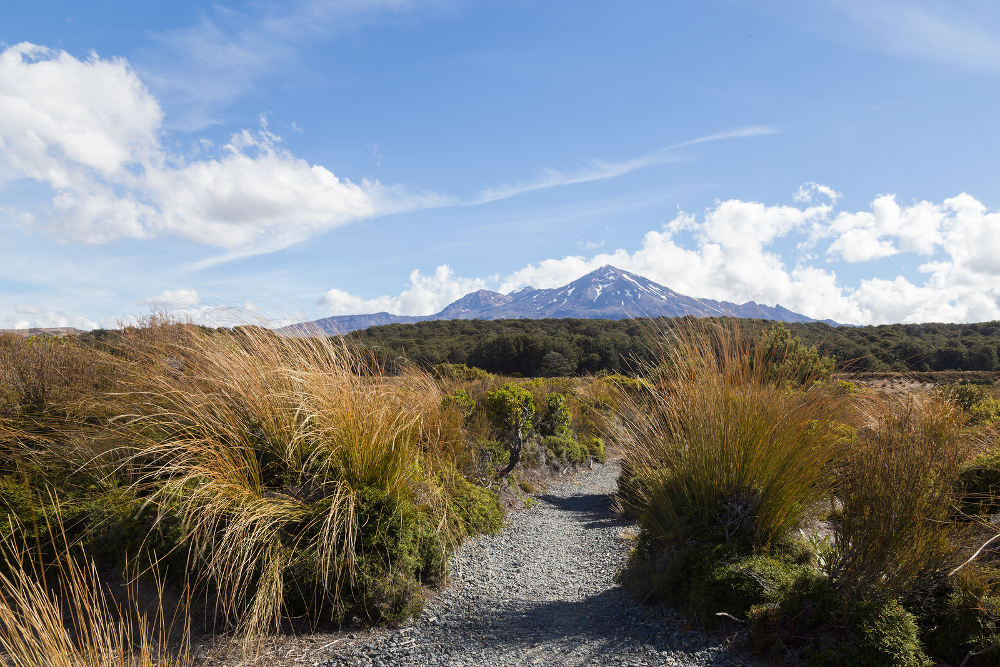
[2,0,1000,328]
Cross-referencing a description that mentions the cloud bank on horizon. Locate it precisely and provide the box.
[318,184,1000,326]
[2,1,1000,330]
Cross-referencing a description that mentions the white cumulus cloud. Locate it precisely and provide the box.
[0,43,162,181]
[319,265,489,316]
[0,43,436,257]
[316,187,1000,325]
[2,307,99,330]
[140,288,201,310]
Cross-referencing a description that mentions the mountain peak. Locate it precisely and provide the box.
[585,264,626,278]
[280,267,838,335]
[436,288,512,317]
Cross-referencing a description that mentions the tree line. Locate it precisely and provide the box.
[346,317,1000,376]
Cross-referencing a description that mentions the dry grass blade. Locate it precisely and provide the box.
[0,515,189,667]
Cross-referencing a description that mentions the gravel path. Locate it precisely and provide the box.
[321,462,757,667]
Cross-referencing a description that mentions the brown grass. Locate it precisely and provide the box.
[613,319,847,548]
[830,392,974,606]
[110,321,461,640]
[0,514,189,667]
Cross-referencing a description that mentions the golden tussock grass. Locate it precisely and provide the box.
[110,320,462,640]
[613,319,848,548]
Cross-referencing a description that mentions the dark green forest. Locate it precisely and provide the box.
[346,317,1000,376]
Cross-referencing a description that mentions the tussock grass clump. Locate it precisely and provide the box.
[112,322,465,637]
[830,393,970,608]
[614,320,1000,664]
[0,334,122,480]
[614,320,846,551]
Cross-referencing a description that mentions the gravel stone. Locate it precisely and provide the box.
[320,462,757,666]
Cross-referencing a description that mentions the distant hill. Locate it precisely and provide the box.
[281,265,840,335]
[0,327,82,338]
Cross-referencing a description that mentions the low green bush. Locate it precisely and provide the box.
[431,363,495,382]
[1,475,153,561]
[542,434,588,463]
[958,450,1000,516]
[940,383,991,411]
[857,599,929,667]
[971,396,1000,425]
[442,389,476,420]
[940,383,1000,424]
[486,383,535,473]
[446,475,504,537]
[922,567,1000,665]
[584,436,606,463]
[621,542,816,628]
[341,486,447,625]
[479,438,510,467]
[598,373,647,395]
[539,393,572,437]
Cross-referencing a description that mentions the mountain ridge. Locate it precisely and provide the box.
[279,266,841,335]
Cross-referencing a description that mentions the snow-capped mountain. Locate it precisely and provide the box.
[280,266,839,335]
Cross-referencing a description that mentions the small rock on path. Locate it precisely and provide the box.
[321,462,757,667]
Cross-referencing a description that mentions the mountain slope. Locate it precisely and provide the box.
[280,266,838,335]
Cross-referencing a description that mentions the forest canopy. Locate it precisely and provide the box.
[345,317,1000,377]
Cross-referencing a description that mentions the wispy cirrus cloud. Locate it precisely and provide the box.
[472,126,776,204]
[0,41,775,269]
[141,0,439,129]
[824,0,1000,72]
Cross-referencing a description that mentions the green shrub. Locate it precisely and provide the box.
[0,476,179,576]
[484,383,537,476]
[431,363,494,382]
[695,554,813,625]
[343,486,447,625]
[940,383,991,411]
[857,599,929,667]
[539,393,572,437]
[746,567,840,659]
[971,396,1000,425]
[486,384,535,441]
[542,434,587,463]
[835,379,859,396]
[958,450,1000,516]
[623,543,816,627]
[479,438,510,467]
[759,323,836,388]
[446,475,503,536]
[585,436,606,463]
[939,384,1000,424]
[442,388,477,420]
[923,568,1000,664]
[599,373,647,395]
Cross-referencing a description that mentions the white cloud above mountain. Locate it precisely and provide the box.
[3,305,99,331]
[317,187,1000,325]
[319,265,489,316]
